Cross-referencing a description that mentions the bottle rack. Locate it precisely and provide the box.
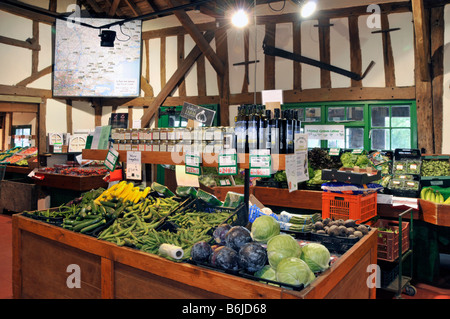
[81,149,286,170]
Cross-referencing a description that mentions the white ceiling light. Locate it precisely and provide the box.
[300,1,317,18]
[231,9,249,28]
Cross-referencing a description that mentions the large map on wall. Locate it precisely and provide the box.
[53,18,142,97]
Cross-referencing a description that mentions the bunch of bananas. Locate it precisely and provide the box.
[94,181,151,205]
[420,187,450,204]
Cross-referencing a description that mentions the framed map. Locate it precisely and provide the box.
[53,18,142,97]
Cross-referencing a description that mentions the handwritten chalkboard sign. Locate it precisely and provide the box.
[180,102,215,126]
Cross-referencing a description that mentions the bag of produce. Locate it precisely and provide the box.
[321,182,383,195]
[151,182,175,197]
[175,186,198,198]
[196,189,223,206]
[222,191,245,208]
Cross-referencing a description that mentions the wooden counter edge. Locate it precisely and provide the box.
[13,213,378,299]
[12,214,284,299]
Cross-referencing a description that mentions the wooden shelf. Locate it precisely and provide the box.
[82,149,286,170]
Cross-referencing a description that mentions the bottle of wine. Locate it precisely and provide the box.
[258,105,267,150]
[294,110,301,135]
[265,109,272,150]
[270,108,280,154]
[235,105,246,154]
[286,109,294,154]
[279,109,287,154]
[247,105,259,153]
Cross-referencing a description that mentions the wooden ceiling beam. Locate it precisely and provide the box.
[108,0,121,16]
[140,30,215,127]
[412,0,430,82]
[164,0,225,76]
[123,0,143,16]
[83,0,104,13]
[0,0,55,24]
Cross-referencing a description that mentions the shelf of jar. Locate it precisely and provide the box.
[81,149,286,170]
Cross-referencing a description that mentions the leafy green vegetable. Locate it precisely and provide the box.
[274,170,287,182]
[254,265,277,283]
[276,257,316,287]
[250,215,280,243]
[300,243,331,272]
[266,234,302,269]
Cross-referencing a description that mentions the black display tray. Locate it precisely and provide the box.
[321,168,381,185]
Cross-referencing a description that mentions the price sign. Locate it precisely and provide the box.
[218,149,238,176]
[185,151,201,176]
[126,151,142,180]
[104,147,119,171]
[249,149,271,177]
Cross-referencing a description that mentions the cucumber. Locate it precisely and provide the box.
[73,218,102,232]
[80,219,106,234]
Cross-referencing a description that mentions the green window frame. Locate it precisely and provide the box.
[282,100,417,151]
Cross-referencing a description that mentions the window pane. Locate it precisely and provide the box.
[391,105,410,127]
[371,106,390,127]
[328,140,345,148]
[296,108,305,121]
[391,129,411,149]
[328,107,345,122]
[371,129,390,150]
[308,139,321,148]
[305,107,321,122]
[346,128,364,149]
[347,107,364,121]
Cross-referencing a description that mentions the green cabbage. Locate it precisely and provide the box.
[254,265,277,281]
[276,257,316,287]
[300,243,331,272]
[250,215,280,243]
[266,234,302,269]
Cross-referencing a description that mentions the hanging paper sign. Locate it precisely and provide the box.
[218,149,238,175]
[185,151,201,176]
[249,149,271,177]
[126,151,142,180]
[104,147,119,171]
[180,102,216,126]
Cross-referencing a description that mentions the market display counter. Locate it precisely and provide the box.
[32,172,108,192]
[12,213,377,299]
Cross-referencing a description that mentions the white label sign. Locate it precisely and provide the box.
[126,151,142,180]
[304,125,345,140]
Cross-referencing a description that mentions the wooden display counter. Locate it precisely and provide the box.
[32,172,108,192]
[12,213,377,299]
[253,187,323,211]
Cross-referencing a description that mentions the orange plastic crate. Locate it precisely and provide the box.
[373,219,410,262]
[321,192,377,223]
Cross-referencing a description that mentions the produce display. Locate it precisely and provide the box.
[39,166,108,176]
[312,218,371,239]
[0,146,37,166]
[189,215,336,289]
[421,158,450,177]
[420,187,450,204]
